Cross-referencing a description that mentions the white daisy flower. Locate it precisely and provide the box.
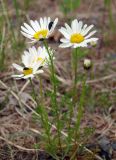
[59,19,98,48]
[12,47,45,79]
[22,46,50,67]
[21,17,58,43]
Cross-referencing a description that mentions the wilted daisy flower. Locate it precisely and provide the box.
[21,17,58,43]
[12,47,46,79]
[59,19,98,48]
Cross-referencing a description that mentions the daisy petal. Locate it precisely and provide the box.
[59,43,72,48]
[21,31,33,39]
[21,26,33,35]
[23,23,35,34]
[82,25,94,36]
[60,38,69,43]
[84,37,98,43]
[85,30,97,39]
[12,63,23,72]
[65,23,73,33]
[23,74,34,79]
[59,28,70,39]
[30,20,39,32]
[12,74,24,79]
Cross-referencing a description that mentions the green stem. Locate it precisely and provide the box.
[43,40,62,152]
[39,76,43,102]
[29,78,51,147]
[74,75,86,141]
[67,48,78,144]
[29,78,37,102]
[72,48,78,105]
[71,76,86,159]
[108,4,115,32]
[43,40,57,99]
[70,0,73,12]
[1,0,16,43]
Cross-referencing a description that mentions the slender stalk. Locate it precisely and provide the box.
[1,0,16,42]
[29,78,37,102]
[12,0,19,22]
[70,0,73,12]
[108,3,115,32]
[43,40,62,152]
[75,76,86,135]
[68,48,78,133]
[29,78,51,147]
[65,48,78,157]
[104,0,115,32]
[71,75,86,159]
[72,48,78,104]
[0,26,5,70]
[39,76,43,102]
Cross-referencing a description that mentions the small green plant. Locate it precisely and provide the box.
[11,16,100,159]
[104,0,115,32]
[0,21,5,70]
[60,0,81,16]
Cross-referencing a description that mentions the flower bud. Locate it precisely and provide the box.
[90,41,97,47]
[83,59,92,70]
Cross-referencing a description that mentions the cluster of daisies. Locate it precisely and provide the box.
[12,17,98,79]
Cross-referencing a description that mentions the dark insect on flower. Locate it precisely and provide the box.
[39,66,43,69]
[39,38,45,41]
[48,21,53,30]
[23,67,29,70]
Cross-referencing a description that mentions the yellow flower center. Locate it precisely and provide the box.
[37,57,43,61]
[33,30,48,40]
[70,33,84,43]
[23,68,33,76]
[37,57,45,64]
